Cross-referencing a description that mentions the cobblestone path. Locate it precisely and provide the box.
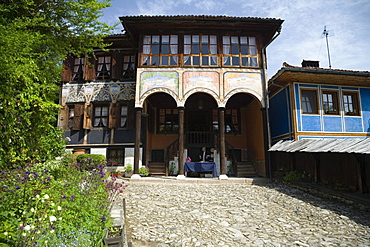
[121,181,370,246]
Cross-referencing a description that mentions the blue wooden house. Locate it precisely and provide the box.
[268,60,370,193]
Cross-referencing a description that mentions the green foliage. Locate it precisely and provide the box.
[76,154,107,169]
[283,171,303,181]
[124,164,133,171]
[0,154,126,246]
[139,167,149,176]
[0,0,114,168]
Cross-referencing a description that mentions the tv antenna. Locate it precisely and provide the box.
[322,26,334,69]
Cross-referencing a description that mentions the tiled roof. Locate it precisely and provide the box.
[269,138,370,154]
[281,62,370,75]
[120,15,282,22]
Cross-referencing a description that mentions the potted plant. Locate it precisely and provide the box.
[124,164,133,178]
[139,167,149,176]
[169,162,176,176]
[104,225,124,246]
[111,171,122,178]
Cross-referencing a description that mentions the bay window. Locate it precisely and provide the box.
[142,35,178,66]
[223,36,258,67]
[184,35,218,66]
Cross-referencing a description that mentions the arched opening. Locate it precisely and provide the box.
[184,93,218,162]
[144,92,178,175]
[225,93,265,176]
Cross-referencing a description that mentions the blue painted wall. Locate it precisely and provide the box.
[269,86,292,138]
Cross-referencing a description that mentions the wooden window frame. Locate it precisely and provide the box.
[107,148,124,166]
[301,89,319,114]
[342,91,360,116]
[183,34,218,67]
[141,35,179,67]
[67,104,84,130]
[157,108,179,134]
[322,90,339,115]
[96,55,111,80]
[72,58,85,81]
[222,36,258,67]
[93,104,109,128]
[122,55,135,80]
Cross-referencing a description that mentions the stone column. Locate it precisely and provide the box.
[177,107,185,179]
[219,108,227,179]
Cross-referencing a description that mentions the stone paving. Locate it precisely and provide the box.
[118,179,370,247]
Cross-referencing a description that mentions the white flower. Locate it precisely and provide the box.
[22,233,27,237]
[30,208,35,212]
[50,202,55,207]
[58,217,62,221]
[43,194,49,200]
[50,230,55,234]
[36,195,40,199]
[49,216,57,222]
[24,225,31,231]
[57,206,62,211]
[4,232,8,236]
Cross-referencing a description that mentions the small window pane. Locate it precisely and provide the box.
[232,57,239,66]
[192,44,199,54]
[249,37,256,45]
[192,35,199,43]
[231,45,239,54]
[241,46,248,55]
[162,35,169,44]
[210,35,217,44]
[231,36,239,44]
[242,57,248,66]
[152,44,159,54]
[152,36,160,44]
[143,36,151,44]
[202,44,209,54]
[184,35,191,44]
[249,46,257,55]
[170,35,178,44]
[202,35,208,44]
[162,56,168,65]
[161,45,169,54]
[223,36,230,44]
[151,57,159,66]
[193,56,200,65]
[250,58,258,67]
[240,37,248,44]
[202,56,209,65]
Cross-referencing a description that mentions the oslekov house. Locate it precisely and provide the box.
[58,15,370,193]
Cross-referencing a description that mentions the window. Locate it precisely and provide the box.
[158,109,179,134]
[301,90,318,114]
[93,105,108,127]
[223,36,258,67]
[225,109,240,133]
[96,56,111,80]
[107,149,124,166]
[68,104,84,130]
[120,105,128,128]
[343,91,360,116]
[72,58,84,81]
[322,91,339,114]
[142,35,178,66]
[184,35,218,66]
[122,55,135,79]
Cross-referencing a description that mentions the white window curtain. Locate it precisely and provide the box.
[105,56,111,72]
[102,117,108,127]
[97,57,104,77]
[223,36,230,65]
[184,35,191,64]
[142,36,151,65]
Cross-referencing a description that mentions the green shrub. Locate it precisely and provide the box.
[283,171,303,181]
[0,158,126,246]
[124,164,133,171]
[139,167,149,176]
[76,154,106,170]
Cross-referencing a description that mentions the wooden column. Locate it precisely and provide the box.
[354,154,368,194]
[219,108,226,175]
[178,108,185,175]
[311,153,321,183]
[134,108,142,175]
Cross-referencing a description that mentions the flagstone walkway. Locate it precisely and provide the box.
[117,178,370,246]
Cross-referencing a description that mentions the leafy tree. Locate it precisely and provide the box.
[0,0,113,167]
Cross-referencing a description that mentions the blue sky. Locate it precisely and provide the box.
[99,0,370,78]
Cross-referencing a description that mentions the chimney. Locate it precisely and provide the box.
[301,60,320,68]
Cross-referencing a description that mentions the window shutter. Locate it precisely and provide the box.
[59,105,69,130]
[61,57,73,82]
[84,56,96,81]
[83,103,92,129]
[111,53,122,80]
[72,104,84,130]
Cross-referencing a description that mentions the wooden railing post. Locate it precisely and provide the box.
[178,108,185,175]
